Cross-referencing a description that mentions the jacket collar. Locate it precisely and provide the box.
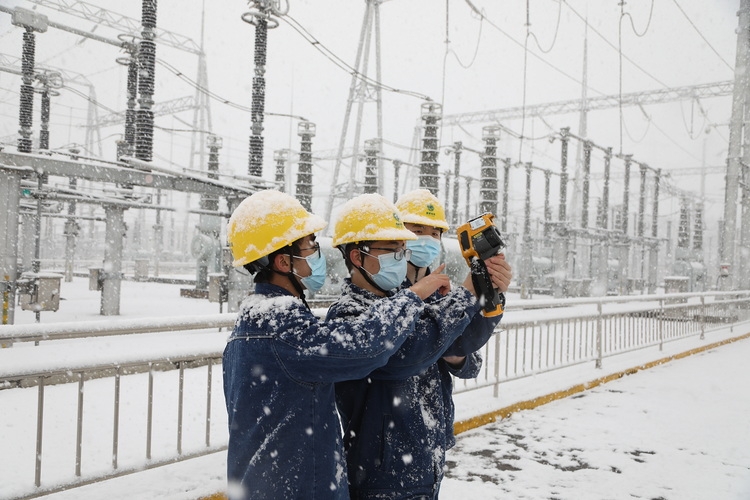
[254,282,295,298]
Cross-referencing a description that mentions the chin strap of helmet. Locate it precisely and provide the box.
[352,244,393,297]
[271,246,310,310]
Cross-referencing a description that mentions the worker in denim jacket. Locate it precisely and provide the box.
[330,190,512,500]
[222,191,451,500]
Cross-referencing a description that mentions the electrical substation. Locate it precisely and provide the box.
[0,0,746,327]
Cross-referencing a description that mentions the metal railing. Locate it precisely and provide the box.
[2,291,750,499]
[454,291,750,396]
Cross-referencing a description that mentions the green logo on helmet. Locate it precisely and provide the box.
[426,203,436,216]
[393,212,404,228]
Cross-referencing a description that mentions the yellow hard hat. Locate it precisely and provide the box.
[333,193,417,247]
[395,189,449,231]
[227,190,327,267]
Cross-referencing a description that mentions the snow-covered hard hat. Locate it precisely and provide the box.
[227,190,327,268]
[333,193,417,248]
[395,189,449,231]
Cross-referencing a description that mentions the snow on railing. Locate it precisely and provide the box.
[2,291,750,500]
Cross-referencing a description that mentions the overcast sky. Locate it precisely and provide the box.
[0,0,740,232]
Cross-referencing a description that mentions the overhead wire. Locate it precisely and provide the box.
[464,0,606,97]
[621,0,655,38]
[562,1,669,89]
[527,0,562,54]
[280,14,432,101]
[670,0,734,72]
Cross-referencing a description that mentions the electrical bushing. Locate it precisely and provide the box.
[39,91,50,150]
[274,149,289,192]
[135,109,154,161]
[296,122,315,211]
[141,0,157,28]
[247,15,268,178]
[480,126,500,216]
[363,138,379,194]
[419,102,442,196]
[135,0,157,162]
[18,30,36,153]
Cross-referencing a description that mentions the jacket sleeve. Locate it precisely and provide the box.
[365,286,482,380]
[446,351,482,379]
[441,292,505,358]
[272,289,425,384]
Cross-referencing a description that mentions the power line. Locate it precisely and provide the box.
[527,0,562,54]
[622,0,655,38]
[280,14,433,101]
[670,0,734,72]
[464,0,607,97]
[562,0,669,89]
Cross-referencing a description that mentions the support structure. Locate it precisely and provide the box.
[296,122,315,209]
[451,142,462,228]
[419,103,442,196]
[502,158,511,233]
[274,150,289,192]
[480,126,500,216]
[324,0,385,225]
[722,0,750,290]
[0,170,22,325]
[363,138,379,194]
[648,169,661,294]
[101,206,126,316]
[521,162,533,298]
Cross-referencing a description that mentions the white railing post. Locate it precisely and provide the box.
[596,302,603,369]
[659,299,664,351]
[700,296,706,340]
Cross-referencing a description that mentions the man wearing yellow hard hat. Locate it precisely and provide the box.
[330,190,511,499]
[222,190,449,500]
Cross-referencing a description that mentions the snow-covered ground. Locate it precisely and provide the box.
[3,278,750,500]
[13,329,749,500]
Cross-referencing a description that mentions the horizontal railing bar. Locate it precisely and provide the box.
[0,353,223,384]
[7,446,228,500]
[0,314,236,344]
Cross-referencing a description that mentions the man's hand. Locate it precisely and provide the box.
[409,263,451,299]
[486,254,512,293]
[461,254,513,297]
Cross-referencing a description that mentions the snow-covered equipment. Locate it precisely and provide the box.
[457,212,504,317]
[17,272,62,313]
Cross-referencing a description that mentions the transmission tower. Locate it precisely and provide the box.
[324,0,385,228]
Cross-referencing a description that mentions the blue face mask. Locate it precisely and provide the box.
[294,252,327,293]
[361,250,409,291]
[406,235,441,268]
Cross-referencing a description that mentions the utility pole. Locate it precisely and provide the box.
[722,0,750,290]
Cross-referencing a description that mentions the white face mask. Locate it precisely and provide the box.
[406,235,441,268]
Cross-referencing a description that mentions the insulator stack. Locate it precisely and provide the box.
[363,139,379,194]
[693,206,703,251]
[274,150,289,192]
[581,142,592,229]
[544,171,552,236]
[295,122,315,212]
[18,29,36,153]
[248,18,268,177]
[393,160,401,203]
[480,126,500,216]
[125,59,138,155]
[558,127,570,222]
[451,145,461,228]
[39,91,50,150]
[135,0,157,162]
[678,204,690,249]
[524,163,532,238]
[622,156,632,236]
[202,135,222,212]
[614,208,623,232]
[419,103,442,196]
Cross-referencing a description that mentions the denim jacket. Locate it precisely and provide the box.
[223,283,425,500]
[330,279,491,499]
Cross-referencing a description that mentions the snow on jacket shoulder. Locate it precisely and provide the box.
[223,283,424,500]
